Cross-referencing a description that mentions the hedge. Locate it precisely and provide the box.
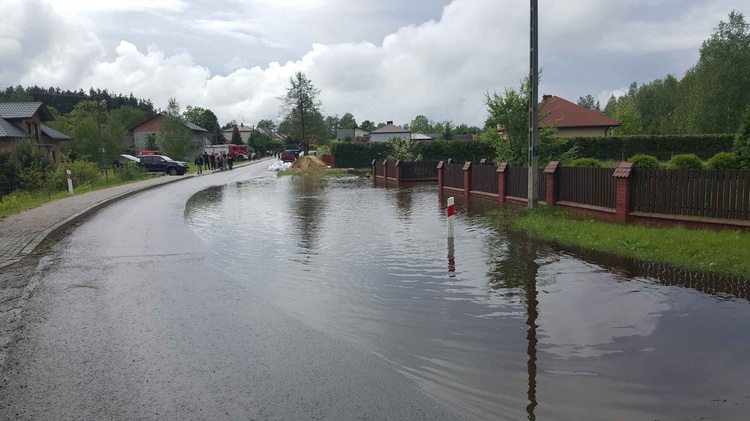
[564,134,734,161]
[329,142,392,168]
[418,140,496,163]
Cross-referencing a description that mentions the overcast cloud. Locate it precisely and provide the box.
[0,0,747,127]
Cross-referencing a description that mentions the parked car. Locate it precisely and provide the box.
[280,150,296,163]
[138,155,189,175]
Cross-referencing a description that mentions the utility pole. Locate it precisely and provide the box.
[528,0,539,208]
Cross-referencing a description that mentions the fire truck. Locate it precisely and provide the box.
[201,144,250,161]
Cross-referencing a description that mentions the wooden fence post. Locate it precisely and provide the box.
[437,161,444,190]
[372,159,377,187]
[463,161,472,196]
[544,161,560,205]
[497,163,508,202]
[613,161,634,222]
[383,160,388,182]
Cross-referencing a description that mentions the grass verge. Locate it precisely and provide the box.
[487,206,750,278]
[0,173,152,219]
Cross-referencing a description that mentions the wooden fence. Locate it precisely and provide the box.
[632,169,750,220]
[373,159,750,230]
[558,167,616,209]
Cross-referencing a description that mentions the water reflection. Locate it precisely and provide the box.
[185,178,750,421]
[290,175,327,252]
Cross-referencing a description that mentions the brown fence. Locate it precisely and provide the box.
[373,161,383,178]
[322,154,336,167]
[471,164,498,194]
[444,163,464,189]
[632,169,750,220]
[558,167,617,209]
[401,161,440,181]
[505,167,546,201]
[386,161,397,179]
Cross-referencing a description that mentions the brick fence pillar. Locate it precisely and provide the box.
[497,162,508,202]
[613,161,634,222]
[544,161,560,205]
[463,161,472,196]
[437,160,444,190]
[395,160,402,186]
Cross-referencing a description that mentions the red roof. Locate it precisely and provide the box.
[539,96,620,128]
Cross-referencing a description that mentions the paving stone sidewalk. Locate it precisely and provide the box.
[0,175,191,270]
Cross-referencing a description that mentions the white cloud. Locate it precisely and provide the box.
[47,0,187,14]
[2,0,748,127]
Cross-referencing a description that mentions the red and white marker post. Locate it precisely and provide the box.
[66,170,73,195]
[447,196,455,238]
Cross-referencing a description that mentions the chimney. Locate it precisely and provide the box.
[240,123,244,128]
[542,95,552,101]
[386,120,393,125]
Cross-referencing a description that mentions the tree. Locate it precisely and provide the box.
[454,124,481,135]
[183,106,221,143]
[441,120,454,140]
[682,11,750,133]
[360,120,376,131]
[733,108,750,168]
[48,100,124,164]
[277,72,323,154]
[109,105,146,132]
[230,125,243,145]
[484,79,530,165]
[257,119,277,131]
[144,133,158,150]
[409,115,431,133]
[324,114,341,139]
[577,94,601,111]
[339,112,357,129]
[157,98,193,160]
[604,86,643,135]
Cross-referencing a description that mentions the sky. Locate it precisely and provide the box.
[1,0,747,128]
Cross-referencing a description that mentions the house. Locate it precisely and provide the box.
[0,102,71,165]
[369,121,410,143]
[220,123,255,144]
[130,114,211,157]
[539,95,620,137]
[336,127,370,141]
[411,133,435,141]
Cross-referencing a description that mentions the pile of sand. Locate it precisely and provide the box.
[290,156,329,171]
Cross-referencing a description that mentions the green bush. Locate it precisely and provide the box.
[567,158,602,168]
[9,140,53,191]
[627,154,660,169]
[667,154,704,169]
[707,152,740,170]
[387,137,422,162]
[51,161,101,190]
[116,162,147,181]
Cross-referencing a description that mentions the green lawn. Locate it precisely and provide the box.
[488,206,750,278]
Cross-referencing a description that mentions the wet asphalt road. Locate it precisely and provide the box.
[0,162,462,421]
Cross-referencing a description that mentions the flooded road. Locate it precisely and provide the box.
[186,175,750,420]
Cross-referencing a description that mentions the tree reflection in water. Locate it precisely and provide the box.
[290,176,327,252]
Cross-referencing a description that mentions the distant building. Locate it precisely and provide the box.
[221,123,255,144]
[130,114,210,157]
[336,127,370,141]
[0,102,71,166]
[369,121,410,143]
[539,95,620,137]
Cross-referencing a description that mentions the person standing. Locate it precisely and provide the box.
[194,154,203,175]
[203,152,209,170]
[227,153,233,170]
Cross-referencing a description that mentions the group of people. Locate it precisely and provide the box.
[194,152,233,175]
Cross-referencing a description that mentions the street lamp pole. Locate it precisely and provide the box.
[528,0,539,208]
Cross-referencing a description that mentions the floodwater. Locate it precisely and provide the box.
[184,175,750,421]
